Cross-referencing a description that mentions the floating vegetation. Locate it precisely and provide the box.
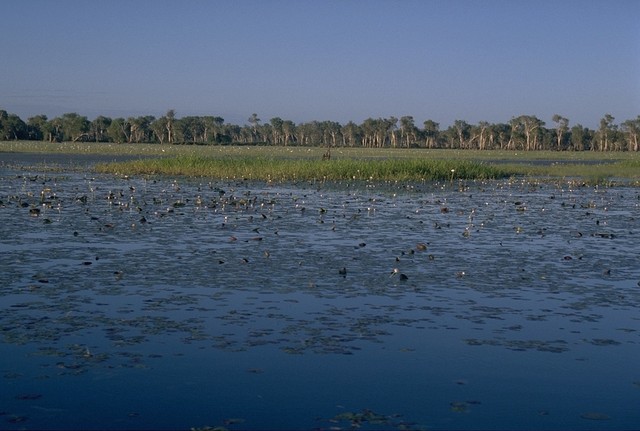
[326,408,416,430]
[0,161,639,429]
[580,412,611,421]
[15,393,42,400]
[586,338,621,346]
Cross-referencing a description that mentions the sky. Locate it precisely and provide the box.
[1,0,639,129]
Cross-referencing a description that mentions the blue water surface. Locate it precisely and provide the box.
[0,165,639,430]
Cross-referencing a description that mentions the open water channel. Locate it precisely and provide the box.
[0,155,639,430]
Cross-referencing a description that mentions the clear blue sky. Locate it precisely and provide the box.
[2,0,639,129]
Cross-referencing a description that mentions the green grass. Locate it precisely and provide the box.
[2,141,639,183]
[94,156,510,181]
[2,140,639,161]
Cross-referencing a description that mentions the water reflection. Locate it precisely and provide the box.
[0,166,639,429]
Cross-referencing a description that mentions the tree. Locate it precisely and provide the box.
[510,115,544,150]
[621,116,640,151]
[297,121,323,146]
[360,118,377,147]
[258,123,273,144]
[452,120,471,149]
[90,116,112,142]
[341,121,360,147]
[247,113,260,132]
[595,114,616,151]
[422,120,440,148]
[107,118,129,143]
[223,124,242,143]
[474,121,491,150]
[27,115,48,140]
[569,124,590,151]
[202,116,224,143]
[56,113,89,142]
[176,116,205,143]
[150,117,167,144]
[0,110,27,140]
[321,121,342,147]
[399,116,418,148]
[128,116,154,143]
[282,120,296,146]
[165,110,176,144]
[552,114,569,150]
[269,117,284,145]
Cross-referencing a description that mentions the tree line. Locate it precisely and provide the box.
[1,108,639,151]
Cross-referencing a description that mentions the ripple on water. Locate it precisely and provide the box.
[1,170,639,429]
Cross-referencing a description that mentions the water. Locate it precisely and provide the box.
[0,161,639,430]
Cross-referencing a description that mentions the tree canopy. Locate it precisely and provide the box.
[1,108,639,151]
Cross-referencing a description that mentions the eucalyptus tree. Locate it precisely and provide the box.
[259,123,273,144]
[0,110,8,138]
[569,124,591,151]
[107,118,129,144]
[370,117,396,148]
[398,116,418,148]
[595,114,616,151]
[441,126,458,149]
[127,117,141,143]
[0,110,27,140]
[620,116,640,151]
[247,113,260,134]
[90,116,112,142]
[386,117,398,148]
[452,120,471,149]
[269,117,284,145]
[341,121,361,147]
[239,126,255,144]
[223,124,242,143]
[552,114,569,150]
[360,118,377,147]
[358,117,393,147]
[42,117,63,142]
[57,113,90,142]
[27,115,48,140]
[297,121,323,146]
[523,115,545,150]
[203,116,224,143]
[488,123,511,149]
[177,116,206,143]
[510,115,544,150]
[150,117,167,144]
[127,116,154,143]
[473,121,491,150]
[422,119,440,148]
[165,109,176,144]
[282,120,296,145]
[321,121,342,147]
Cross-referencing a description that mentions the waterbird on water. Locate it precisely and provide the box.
[390,268,408,280]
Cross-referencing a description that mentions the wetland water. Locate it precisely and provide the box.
[0,156,639,430]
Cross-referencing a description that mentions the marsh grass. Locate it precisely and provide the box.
[3,141,639,183]
[95,156,511,181]
[501,159,640,183]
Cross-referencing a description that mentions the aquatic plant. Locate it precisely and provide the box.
[95,155,511,181]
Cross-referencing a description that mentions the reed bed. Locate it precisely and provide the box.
[3,141,639,183]
[95,156,511,181]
